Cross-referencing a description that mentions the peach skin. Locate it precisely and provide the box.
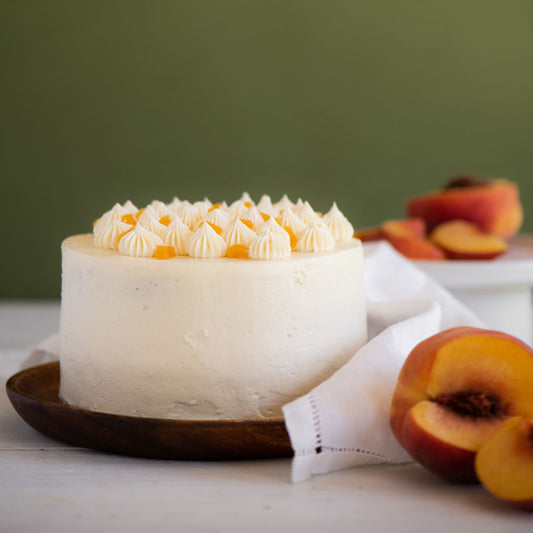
[390,327,533,483]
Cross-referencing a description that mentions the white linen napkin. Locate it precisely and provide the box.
[282,241,485,483]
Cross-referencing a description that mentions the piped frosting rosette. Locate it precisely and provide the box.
[92,192,358,260]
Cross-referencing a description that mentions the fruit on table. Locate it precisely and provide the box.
[429,220,508,260]
[353,226,384,242]
[390,327,533,483]
[406,175,523,240]
[475,416,533,510]
[381,218,427,240]
[354,217,445,260]
[381,218,445,260]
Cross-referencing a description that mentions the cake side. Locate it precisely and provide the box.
[58,234,366,420]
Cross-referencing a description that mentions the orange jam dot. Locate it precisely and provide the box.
[153,245,176,260]
[239,219,254,230]
[208,202,223,212]
[159,214,171,226]
[260,212,271,221]
[284,226,298,250]
[121,213,137,225]
[244,201,253,208]
[92,218,99,227]
[226,244,249,259]
[135,208,144,219]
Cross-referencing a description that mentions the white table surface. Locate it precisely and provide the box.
[1,301,531,532]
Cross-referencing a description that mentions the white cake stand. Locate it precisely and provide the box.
[414,234,533,345]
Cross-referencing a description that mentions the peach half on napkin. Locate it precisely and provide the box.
[390,326,533,510]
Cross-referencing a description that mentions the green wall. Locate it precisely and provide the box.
[2,1,532,299]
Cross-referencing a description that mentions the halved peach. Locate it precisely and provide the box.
[391,327,533,482]
[406,178,523,239]
[429,220,508,260]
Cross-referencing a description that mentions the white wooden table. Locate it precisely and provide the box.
[1,301,531,532]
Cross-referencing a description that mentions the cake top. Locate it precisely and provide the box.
[92,193,356,260]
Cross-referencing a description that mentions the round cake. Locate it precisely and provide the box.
[58,194,367,420]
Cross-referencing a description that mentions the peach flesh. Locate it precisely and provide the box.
[381,218,427,240]
[353,227,383,242]
[429,220,507,260]
[384,234,445,260]
[475,416,533,509]
[390,327,533,482]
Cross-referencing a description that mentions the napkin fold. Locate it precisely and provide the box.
[282,242,484,483]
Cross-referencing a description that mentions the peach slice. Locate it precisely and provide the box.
[475,416,533,510]
[429,220,508,260]
[406,178,523,239]
[390,327,533,483]
[381,218,427,240]
[379,218,445,260]
[353,226,383,242]
[384,235,445,260]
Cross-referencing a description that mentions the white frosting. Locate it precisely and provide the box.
[122,200,138,214]
[274,194,294,214]
[163,217,192,255]
[278,208,307,238]
[293,198,304,212]
[296,222,336,253]
[118,225,163,258]
[257,218,291,246]
[256,195,277,217]
[227,200,248,220]
[167,197,182,212]
[188,222,227,258]
[222,219,257,248]
[249,231,291,260]
[296,201,322,226]
[149,200,170,219]
[93,195,357,261]
[239,192,254,205]
[136,205,159,225]
[137,213,167,238]
[241,205,266,231]
[193,200,211,220]
[94,219,133,251]
[203,207,231,231]
[322,203,354,243]
[58,235,366,420]
[175,201,201,229]
[93,203,128,234]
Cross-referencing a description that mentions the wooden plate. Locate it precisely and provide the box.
[5,362,293,460]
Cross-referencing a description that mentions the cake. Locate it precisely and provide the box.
[58,193,367,420]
